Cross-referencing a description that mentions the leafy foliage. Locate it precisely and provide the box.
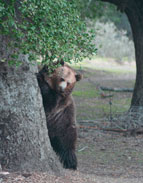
[0,0,97,67]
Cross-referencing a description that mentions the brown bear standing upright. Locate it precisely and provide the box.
[37,61,82,170]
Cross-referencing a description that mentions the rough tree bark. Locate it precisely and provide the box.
[101,0,143,108]
[125,1,143,107]
[0,38,62,172]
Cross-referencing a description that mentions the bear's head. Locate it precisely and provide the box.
[39,62,82,97]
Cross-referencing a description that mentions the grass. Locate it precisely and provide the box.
[73,81,100,99]
[97,98,131,114]
[72,57,135,121]
[73,90,99,98]
[71,56,136,74]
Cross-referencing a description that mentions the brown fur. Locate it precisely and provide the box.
[37,63,82,170]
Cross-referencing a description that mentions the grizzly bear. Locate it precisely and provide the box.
[37,61,82,170]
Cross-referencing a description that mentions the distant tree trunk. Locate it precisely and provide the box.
[125,2,143,107]
[101,0,143,108]
[0,41,61,172]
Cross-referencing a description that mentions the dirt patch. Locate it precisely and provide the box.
[74,60,143,180]
[1,168,143,183]
[77,128,143,178]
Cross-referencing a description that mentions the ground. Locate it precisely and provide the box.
[2,58,143,183]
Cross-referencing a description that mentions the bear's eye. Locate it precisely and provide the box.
[60,78,65,82]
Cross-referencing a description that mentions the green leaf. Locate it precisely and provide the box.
[0,0,97,68]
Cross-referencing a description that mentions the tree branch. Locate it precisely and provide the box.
[100,0,129,12]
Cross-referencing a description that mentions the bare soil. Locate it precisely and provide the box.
[75,60,143,182]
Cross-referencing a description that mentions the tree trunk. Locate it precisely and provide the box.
[125,2,143,107]
[101,0,143,108]
[0,54,61,172]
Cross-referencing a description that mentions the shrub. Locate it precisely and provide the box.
[93,21,135,62]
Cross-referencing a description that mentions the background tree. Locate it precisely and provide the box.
[100,0,143,108]
[0,0,96,172]
[77,0,143,109]
[76,0,132,38]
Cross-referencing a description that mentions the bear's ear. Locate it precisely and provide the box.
[39,65,49,75]
[60,59,65,66]
[75,74,82,81]
[37,65,48,81]
[53,59,64,66]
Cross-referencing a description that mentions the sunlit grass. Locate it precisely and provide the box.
[71,56,136,74]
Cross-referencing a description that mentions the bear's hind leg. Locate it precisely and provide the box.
[60,125,78,170]
[50,136,63,155]
[60,149,77,170]
[50,136,77,170]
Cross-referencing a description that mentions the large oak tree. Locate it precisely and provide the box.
[0,0,96,172]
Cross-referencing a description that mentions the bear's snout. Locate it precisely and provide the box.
[59,81,67,91]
